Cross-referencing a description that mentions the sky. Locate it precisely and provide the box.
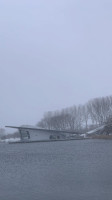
[0,0,112,131]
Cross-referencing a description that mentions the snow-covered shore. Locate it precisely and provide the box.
[0,138,20,143]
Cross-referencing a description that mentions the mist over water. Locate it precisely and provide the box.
[0,140,112,200]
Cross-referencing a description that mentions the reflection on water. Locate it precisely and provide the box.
[0,140,112,200]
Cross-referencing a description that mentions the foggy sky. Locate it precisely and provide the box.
[0,0,112,131]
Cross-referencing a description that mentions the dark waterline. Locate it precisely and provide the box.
[0,140,112,200]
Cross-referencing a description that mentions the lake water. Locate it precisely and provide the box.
[0,139,112,200]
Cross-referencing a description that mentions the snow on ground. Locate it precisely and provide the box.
[0,138,20,143]
[80,134,87,138]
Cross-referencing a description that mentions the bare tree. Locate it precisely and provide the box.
[37,95,112,132]
[82,104,89,131]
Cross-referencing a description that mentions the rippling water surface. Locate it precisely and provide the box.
[0,139,112,200]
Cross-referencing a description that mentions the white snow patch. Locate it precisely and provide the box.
[80,134,87,138]
[0,138,20,143]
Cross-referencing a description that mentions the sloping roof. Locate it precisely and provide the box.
[5,126,80,134]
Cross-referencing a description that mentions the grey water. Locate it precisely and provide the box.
[0,140,112,200]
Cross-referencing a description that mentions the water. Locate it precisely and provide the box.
[0,139,112,200]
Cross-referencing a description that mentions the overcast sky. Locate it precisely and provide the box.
[0,0,112,131]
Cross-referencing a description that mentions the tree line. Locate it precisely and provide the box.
[37,95,112,132]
